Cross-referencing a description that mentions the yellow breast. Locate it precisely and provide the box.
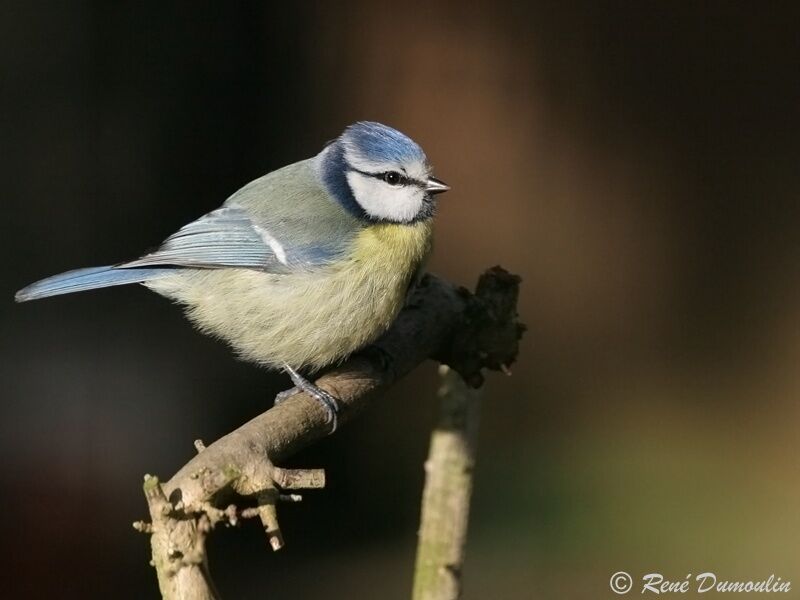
[351,221,433,272]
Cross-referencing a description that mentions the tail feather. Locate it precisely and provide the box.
[15,266,169,302]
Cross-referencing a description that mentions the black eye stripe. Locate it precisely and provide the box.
[350,168,425,188]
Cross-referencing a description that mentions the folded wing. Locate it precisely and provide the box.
[120,205,344,272]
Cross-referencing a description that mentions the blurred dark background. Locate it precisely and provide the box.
[2,2,800,598]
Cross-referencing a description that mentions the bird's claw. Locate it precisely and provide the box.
[279,365,340,433]
[274,386,301,405]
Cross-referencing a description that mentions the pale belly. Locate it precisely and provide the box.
[146,222,432,370]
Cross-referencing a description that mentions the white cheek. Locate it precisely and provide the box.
[346,172,424,222]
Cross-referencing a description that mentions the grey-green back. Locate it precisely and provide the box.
[121,159,363,273]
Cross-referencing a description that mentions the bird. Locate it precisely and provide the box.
[15,121,450,432]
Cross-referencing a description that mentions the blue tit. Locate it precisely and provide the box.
[15,121,450,431]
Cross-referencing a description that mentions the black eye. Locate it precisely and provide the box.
[383,171,402,185]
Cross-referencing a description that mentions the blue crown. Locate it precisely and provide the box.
[342,121,426,165]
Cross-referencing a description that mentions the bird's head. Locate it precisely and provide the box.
[318,121,449,223]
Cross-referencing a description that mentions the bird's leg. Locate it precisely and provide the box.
[276,365,340,433]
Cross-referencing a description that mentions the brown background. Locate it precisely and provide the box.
[2,2,799,598]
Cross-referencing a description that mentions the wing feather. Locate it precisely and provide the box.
[119,206,340,272]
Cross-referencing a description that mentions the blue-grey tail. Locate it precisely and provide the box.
[14,266,170,302]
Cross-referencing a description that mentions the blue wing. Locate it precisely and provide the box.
[119,205,343,272]
[14,206,343,302]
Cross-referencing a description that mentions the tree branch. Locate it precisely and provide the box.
[136,267,523,599]
[412,366,482,600]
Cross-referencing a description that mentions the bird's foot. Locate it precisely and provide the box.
[278,365,339,433]
[274,386,301,405]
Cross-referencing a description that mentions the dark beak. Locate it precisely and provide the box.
[425,176,450,195]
